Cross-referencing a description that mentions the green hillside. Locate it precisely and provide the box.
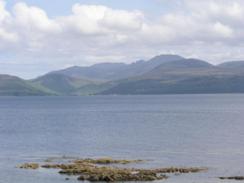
[0,75,52,96]
[31,73,103,95]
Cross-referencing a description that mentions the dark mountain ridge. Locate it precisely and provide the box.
[50,54,184,81]
[1,54,244,95]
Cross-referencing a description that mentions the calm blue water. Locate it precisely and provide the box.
[0,95,244,183]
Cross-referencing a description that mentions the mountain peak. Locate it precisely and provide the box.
[164,58,213,68]
[149,54,184,63]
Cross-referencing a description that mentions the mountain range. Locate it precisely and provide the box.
[2,54,244,95]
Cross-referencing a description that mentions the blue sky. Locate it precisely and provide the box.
[0,0,244,78]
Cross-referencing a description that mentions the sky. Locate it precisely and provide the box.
[1,0,244,78]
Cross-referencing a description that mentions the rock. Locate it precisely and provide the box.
[76,166,168,182]
[219,176,244,180]
[73,158,143,165]
[18,163,39,170]
[19,158,206,182]
[151,167,207,174]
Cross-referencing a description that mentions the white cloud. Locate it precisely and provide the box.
[213,22,233,38]
[13,2,59,32]
[1,0,244,78]
[0,28,18,42]
[57,4,143,36]
[101,9,144,31]
[0,0,9,22]
[0,0,17,45]
[59,4,108,35]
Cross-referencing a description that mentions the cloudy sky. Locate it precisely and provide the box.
[1,0,244,78]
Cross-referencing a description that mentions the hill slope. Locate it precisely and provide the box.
[218,61,244,70]
[101,59,244,94]
[101,76,244,94]
[0,75,51,96]
[31,73,101,95]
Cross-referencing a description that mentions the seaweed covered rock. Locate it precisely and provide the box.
[219,176,244,180]
[76,166,167,182]
[18,157,207,182]
[41,161,167,181]
[74,158,143,165]
[18,163,39,170]
[46,162,204,182]
[151,167,207,174]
